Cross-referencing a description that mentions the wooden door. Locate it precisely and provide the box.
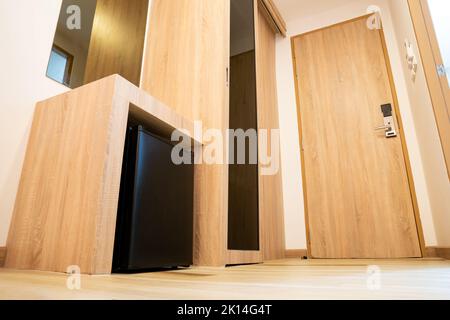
[255,2,286,260]
[292,16,423,258]
[409,0,450,177]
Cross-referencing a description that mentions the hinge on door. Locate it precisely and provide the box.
[437,64,446,77]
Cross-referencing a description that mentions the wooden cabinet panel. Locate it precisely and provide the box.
[141,0,285,265]
[141,0,230,266]
[5,76,199,274]
[255,3,286,260]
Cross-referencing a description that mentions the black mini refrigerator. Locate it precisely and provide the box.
[112,125,194,272]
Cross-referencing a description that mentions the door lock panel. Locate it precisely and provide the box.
[375,104,397,138]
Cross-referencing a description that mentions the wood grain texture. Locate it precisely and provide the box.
[255,3,286,261]
[141,0,230,267]
[408,0,450,178]
[434,247,450,260]
[292,17,422,259]
[258,0,287,36]
[84,0,149,86]
[5,75,199,274]
[1,259,450,299]
[226,250,262,265]
[141,0,285,264]
[425,247,450,260]
[0,247,6,267]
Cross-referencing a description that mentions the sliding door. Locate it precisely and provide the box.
[255,1,285,260]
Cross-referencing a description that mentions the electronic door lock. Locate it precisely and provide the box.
[375,104,397,138]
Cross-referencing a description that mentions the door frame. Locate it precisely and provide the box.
[407,0,450,178]
[290,14,426,258]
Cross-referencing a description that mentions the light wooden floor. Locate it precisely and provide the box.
[1,259,449,300]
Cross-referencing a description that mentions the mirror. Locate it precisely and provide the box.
[228,0,259,251]
[46,0,149,89]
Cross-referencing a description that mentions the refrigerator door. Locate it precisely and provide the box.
[113,126,194,272]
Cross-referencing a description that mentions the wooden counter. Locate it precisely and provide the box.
[5,75,199,274]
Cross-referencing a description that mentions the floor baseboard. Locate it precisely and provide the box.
[425,247,450,260]
[285,249,308,259]
[286,247,450,260]
[0,247,6,267]
[2,246,445,266]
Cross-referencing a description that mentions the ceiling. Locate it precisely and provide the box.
[273,0,353,23]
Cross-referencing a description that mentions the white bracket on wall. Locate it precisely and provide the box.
[404,40,418,82]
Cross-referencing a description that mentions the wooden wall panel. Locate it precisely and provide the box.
[141,0,230,266]
[255,3,286,260]
[84,0,149,86]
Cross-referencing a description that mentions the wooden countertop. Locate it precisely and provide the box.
[5,75,200,274]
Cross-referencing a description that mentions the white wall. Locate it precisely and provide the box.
[0,0,68,246]
[0,0,155,248]
[388,0,450,246]
[275,0,441,249]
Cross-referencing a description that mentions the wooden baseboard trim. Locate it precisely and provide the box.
[285,249,308,259]
[227,250,263,265]
[0,247,6,267]
[425,247,450,260]
[286,247,450,260]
